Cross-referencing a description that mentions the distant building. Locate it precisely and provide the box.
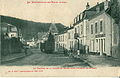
[67,27,75,51]
[1,22,18,39]
[49,23,58,35]
[55,31,68,52]
[37,23,59,50]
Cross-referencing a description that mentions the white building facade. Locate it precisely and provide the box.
[55,0,120,58]
[55,31,68,52]
[87,12,114,56]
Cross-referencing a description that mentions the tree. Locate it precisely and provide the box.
[44,32,55,53]
[110,0,120,57]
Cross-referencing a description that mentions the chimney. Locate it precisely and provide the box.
[96,2,100,13]
[80,13,83,20]
[69,24,72,28]
[104,0,109,10]
[77,15,79,22]
[73,17,77,25]
[74,18,76,24]
[86,2,90,10]
[79,14,81,21]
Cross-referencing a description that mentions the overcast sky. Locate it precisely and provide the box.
[0,0,105,26]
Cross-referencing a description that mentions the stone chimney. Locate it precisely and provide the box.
[104,0,109,10]
[77,15,79,22]
[74,18,76,24]
[86,2,90,10]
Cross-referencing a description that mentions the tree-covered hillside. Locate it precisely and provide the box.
[1,15,66,40]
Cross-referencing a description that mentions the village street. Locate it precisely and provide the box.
[2,49,91,67]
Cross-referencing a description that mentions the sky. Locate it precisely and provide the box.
[0,0,105,26]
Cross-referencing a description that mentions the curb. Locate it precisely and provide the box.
[73,55,94,67]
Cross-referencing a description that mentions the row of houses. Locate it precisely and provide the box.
[55,0,120,58]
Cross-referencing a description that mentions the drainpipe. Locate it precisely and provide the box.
[110,16,113,56]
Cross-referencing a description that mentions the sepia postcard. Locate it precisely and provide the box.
[0,0,120,77]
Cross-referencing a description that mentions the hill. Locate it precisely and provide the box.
[1,15,66,40]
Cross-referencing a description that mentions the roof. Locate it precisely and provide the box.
[1,22,17,33]
[88,1,112,20]
[57,27,69,35]
[73,1,111,26]
[67,26,74,30]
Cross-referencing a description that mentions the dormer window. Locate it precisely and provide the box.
[80,13,83,20]
[96,2,100,13]
[77,15,79,22]
[104,0,109,10]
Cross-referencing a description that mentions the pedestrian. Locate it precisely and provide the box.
[24,45,28,56]
[24,48,28,56]
[77,50,80,56]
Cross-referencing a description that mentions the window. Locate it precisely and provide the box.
[68,33,70,39]
[81,25,83,34]
[70,41,71,48]
[91,24,93,34]
[59,36,61,41]
[96,39,98,43]
[81,40,82,44]
[60,36,62,41]
[63,35,64,41]
[95,22,98,33]
[71,41,73,48]
[58,36,59,41]
[75,28,77,33]
[78,26,80,35]
[100,21,103,32]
